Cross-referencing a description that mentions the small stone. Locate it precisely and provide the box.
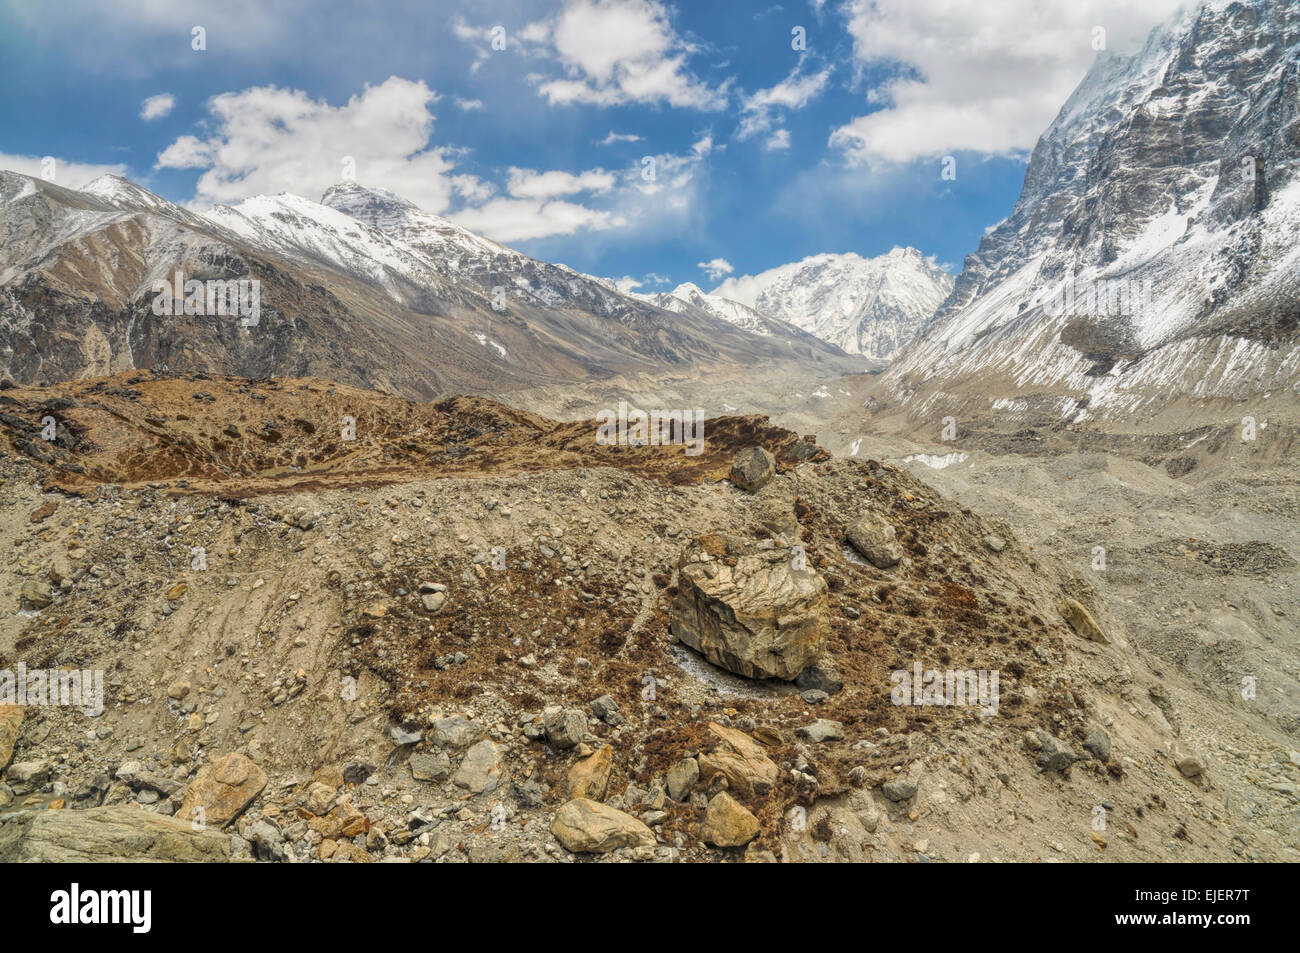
[666,757,700,801]
[409,751,452,783]
[543,707,587,749]
[882,778,918,802]
[1037,731,1078,773]
[566,745,613,801]
[1058,598,1108,643]
[427,716,483,748]
[551,799,656,853]
[303,782,336,816]
[700,792,760,847]
[20,580,53,609]
[589,695,623,726]
[982,535,1006,553]
[845,514,903,569]
[452,740,503,794]
[798,719,844,744]
[389,725,422,746]
[1172,744,1204,779]
[1083,726,1111,762]
[729,447,776,493]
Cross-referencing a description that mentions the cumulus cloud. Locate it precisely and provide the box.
[0,153,127,189]
[527,0,729,109]
[155,77,473,213]
[599,131,642,145]
[697,258,733,281]
[454,98,484,111]
[140,93,175,121]
[149,69,719,246]
[830,0,1186,164]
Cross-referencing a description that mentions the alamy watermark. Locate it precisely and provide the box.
[595,400,705,456]
[1043,277,1152,318]
[152,271,261,327]
[891,661,999,716]
[1,663,104,716]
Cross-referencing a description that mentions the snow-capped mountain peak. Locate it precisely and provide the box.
[320,181,506,262]
[711,248,953,358]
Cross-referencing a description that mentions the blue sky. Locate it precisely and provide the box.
[0,0,1184,293]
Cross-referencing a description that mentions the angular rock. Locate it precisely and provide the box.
[798,719,845,744]
[543,707,587,748]
[1036,731,1078,773]
[6,759,50,790]
[882,778,918,801]
[550,798,655,853]
[390,725,422,745]
[698,723,778,796]
[1172,744,1205,778]
[452,740,503,794]
[0,805,230,862]
[1058,598,1108,643]
[427,716,483,748]
[20,579,53,609]
[1083,726,1111,762]
[409,751,452,783]
[177,752,268,829]
[846,514,903,569]
[0,705,21,773]
[302,781,337,816]
[982,535,1006,553]
[666,757,700,801]
[671,534,829,681]
[729,447,776,493]
[566,745,613,801]
[700,792,760,847]
[589,695,623,726]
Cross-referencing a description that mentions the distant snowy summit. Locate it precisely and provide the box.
[636,247,952,360]
[709,248,953,359]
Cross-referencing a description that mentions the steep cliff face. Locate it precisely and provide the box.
[884,0,1300,422]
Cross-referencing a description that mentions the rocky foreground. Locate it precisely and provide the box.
[0,373,1295,862]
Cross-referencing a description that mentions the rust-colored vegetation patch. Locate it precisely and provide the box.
[0,371,826,497]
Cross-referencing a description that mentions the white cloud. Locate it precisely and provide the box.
[831,0,1186,164]
[697,258,733,281]
[140,93,176,121]
[506,167,616,200]
[600,131,643,145]
[531,0,729,109]
[150,74,714,246]
[155,77,467,213]
[454,97,484,111]
[452,198,622,243]
[737,61,831,140]
[765,129,791,151]
[0,153,127,189]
